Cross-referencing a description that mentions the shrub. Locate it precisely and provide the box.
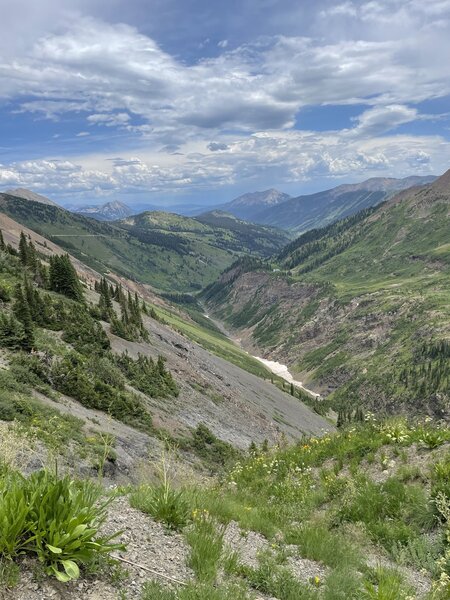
[0,313,26,350]
[180,424,240,471]
[115,352,179,398]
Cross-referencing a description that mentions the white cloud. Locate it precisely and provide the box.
[1,12,449,137]
[87,112,131,127]
[1,128,448,202]
[349,104,419,136]
[0,1,449,201]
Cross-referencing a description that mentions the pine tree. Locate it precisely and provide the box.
[13,283,34,351]
[49,254,84,301]
[0,229,5,252]
[19,231,29,265]
[0,313,27,350]
[26,237,37,270]
[97,277,113,320]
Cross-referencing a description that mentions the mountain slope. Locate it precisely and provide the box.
[0,210,330,476]
[0,194,289,293]
[74,200,133,221]
[250,175,437,233]
[117,209,290,257]
[5,187,60,207]
[219,188,291,221]
[203,171,450,418]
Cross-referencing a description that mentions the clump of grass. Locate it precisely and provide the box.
[131,449,191,531]
[141,580,250,600]
[131,483,190,531]
[362,566,413,600]
[236,554,319,600]
[186,511,224,583]
[285,522,362,570]
[335,474,435,550]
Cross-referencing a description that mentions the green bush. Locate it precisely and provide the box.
[0,469,123,581]
[180,424,240,471]
[115,352,179,398]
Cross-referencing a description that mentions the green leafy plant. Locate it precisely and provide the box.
[419,429,447,450]
[0,469,123,581]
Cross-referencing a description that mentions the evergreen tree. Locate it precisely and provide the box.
[13,283,34,351]
[0,229,5,252]
[26,237,37,270]
[18,231,29,265]
[49,254,84,301]
[97,277,113,320]
[0,313,27,350]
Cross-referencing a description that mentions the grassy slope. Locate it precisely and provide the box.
[0,196,287,293]
[204,175,450,416]
[135,417,450,600]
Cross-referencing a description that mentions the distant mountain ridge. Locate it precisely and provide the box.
[202,170,450,417]
[0,193,289,292]
[5,188,60,207]
[250,175,437,233]
[218,188,291,221]
[73,200,133,221]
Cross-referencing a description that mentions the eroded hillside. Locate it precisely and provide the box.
[203,171,450,419]
[0,213,330,486]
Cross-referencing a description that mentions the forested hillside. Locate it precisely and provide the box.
[203,170,450,420]
[0,194,289,293]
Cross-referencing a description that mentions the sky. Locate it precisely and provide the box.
[0,0,450,208]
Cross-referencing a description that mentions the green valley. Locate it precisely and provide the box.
[203,171,450,419]
[0,194,289,293]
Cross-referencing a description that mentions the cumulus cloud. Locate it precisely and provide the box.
[1,129,448,202]
[2,10,449,136]
[0,0,449,200]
